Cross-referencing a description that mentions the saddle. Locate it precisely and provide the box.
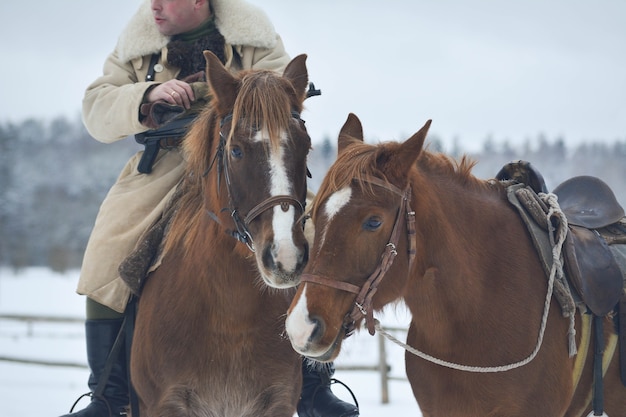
[498,161,626,317]
[500,161,626,393]
[554,176,625,316]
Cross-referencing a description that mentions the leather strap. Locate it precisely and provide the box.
[145,53,160,82]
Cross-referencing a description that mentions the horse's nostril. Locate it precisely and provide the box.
[300,242,309,267]
[262,245,276,270]
[308,315,324,343]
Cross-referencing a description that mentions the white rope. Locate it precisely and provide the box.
[542,193,577,357]
[375,192,570,373]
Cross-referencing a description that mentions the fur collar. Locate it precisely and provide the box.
[116,0,279,63]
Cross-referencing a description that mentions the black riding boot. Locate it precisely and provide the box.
[59,319,129,417]
[298,361,359,417]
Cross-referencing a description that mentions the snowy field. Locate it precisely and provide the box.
[0,267,422,416]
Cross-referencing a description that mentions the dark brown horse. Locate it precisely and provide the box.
[131,52,311,417]
[285,113,626,416]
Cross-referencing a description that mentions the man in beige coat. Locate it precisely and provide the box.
[64,1,359,416]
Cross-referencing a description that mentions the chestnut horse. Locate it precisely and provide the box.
[131,52,311,417]
[285,113,626,416]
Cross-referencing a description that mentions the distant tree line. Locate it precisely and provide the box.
[1,117,624,272]
[0,116,138,272]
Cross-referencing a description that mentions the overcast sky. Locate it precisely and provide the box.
[1,0,624,151]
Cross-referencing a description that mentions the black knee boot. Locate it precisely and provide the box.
[298,361,359,417]
[60,319,129,417]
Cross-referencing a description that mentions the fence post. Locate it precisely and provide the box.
[27,319,34,337]
[378,331,389,404]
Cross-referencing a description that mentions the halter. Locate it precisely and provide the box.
[300,177,416,336]
[217,112,306,252]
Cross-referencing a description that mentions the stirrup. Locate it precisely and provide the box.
[67,391,120,416]
[306,377,359,411]
[329,378,359,410]
[68,392,92,413]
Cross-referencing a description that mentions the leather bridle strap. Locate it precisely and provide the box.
[244,195,305,225]
[300,274,362,295]
[218,112,306,252]
[301,177,415,337]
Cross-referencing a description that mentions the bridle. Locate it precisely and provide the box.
[213,112,307,252]
[300,177,416,337]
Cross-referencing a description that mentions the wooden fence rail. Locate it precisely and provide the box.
[335,326,408,404]
[0,314,408,403]
[0,313,87,368]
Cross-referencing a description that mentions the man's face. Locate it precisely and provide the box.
[151,0,205,36]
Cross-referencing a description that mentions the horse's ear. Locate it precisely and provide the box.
[395,119,432,173]
[204,51,238,114]
[283,54,309,101]
[338,113,364,154]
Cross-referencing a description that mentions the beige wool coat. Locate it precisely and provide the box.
[78,0,292,313]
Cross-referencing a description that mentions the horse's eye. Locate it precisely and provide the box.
[363,216,382,231]
[230,146,243,159]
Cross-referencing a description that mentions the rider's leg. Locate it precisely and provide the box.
[59,298,129,417]
[298,360,360,417]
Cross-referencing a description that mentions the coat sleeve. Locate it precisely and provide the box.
[82,51,158,144]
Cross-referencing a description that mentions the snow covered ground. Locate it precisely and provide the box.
[0,268,422,416]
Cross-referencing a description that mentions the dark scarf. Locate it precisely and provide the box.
[167,18,226,79]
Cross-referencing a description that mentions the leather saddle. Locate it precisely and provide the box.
[498,162,625,317]
[554,176,625,316]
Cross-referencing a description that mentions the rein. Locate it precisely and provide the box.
[214,112,306,252]
[301,177,416,336]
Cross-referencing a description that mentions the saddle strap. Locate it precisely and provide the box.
[570,312,620,417]
[621,293,626,386]
[591,315,605,416]
[125,296,140,417]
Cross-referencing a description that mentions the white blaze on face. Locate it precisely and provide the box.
[255,129,299,271]
[285,287,317,351]
[324,186,352,218]
[316,186,352,252]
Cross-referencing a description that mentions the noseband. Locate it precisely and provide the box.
[218,112,306,252]
[300,177,416,337]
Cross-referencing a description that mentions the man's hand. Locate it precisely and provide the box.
[145,79,195,109]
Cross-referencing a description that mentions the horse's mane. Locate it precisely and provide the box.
[311,139,488,220]
[164,69,302,256]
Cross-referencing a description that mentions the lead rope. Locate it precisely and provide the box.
[375,192,571,373]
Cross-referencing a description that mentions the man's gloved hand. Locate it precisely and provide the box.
[140,72,208,129]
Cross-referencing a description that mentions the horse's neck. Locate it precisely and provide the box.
[414,180,507,270]
[407,179,543,327]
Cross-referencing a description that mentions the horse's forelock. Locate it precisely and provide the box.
[229,71,296,151]
[312,141,382,220]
